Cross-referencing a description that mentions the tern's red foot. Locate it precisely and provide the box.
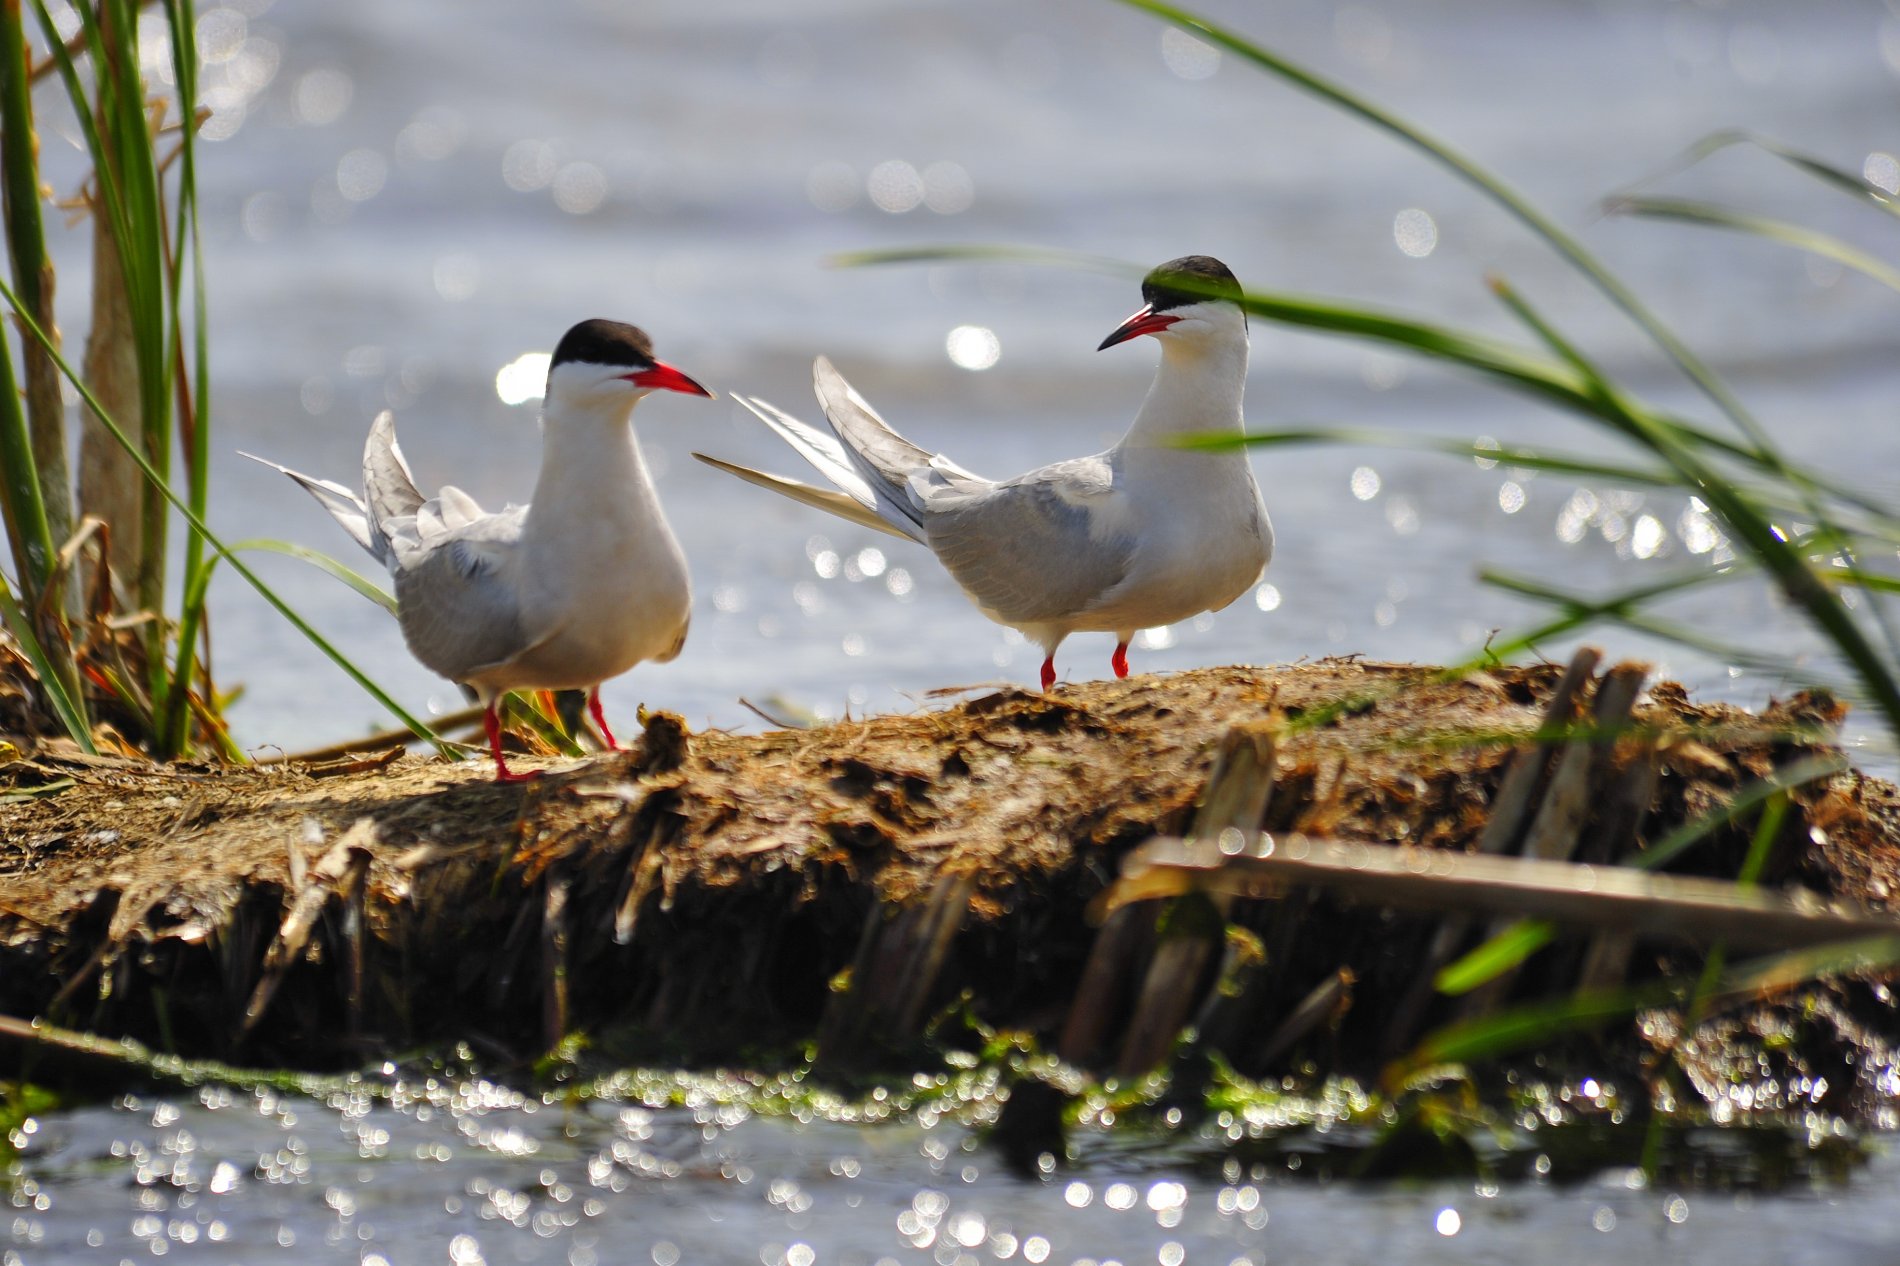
[1040,656,1057,692]
[587,689,619,750]
[484,700,542,783]
[1112,641,1130,679]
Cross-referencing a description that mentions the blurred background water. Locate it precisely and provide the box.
[13,0,1900,1260]
[28,0,1898,757]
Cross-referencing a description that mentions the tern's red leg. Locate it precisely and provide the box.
[484,699,540,783]
[587,688,619,750]
[1039,656,1057,692]
[1111,641,1130,679]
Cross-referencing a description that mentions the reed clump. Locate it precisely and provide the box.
[0,2,436,765]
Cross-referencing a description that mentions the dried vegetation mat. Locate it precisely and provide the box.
[1,657,1898,1124]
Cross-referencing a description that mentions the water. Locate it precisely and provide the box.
[14,0,1900,1257]
[10,1084,1900,1266]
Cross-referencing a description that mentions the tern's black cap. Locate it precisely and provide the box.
[550,319,657,370]
[1140,255,1242,313]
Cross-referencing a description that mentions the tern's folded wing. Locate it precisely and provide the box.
[389,509,530,685]
[923,458,1133,627]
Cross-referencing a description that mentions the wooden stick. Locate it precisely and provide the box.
[1455,661,1649,1015]
[541,874,570,1052]
[1384,648,1602,1051]
[255,706,485,765]
[817,870,976,1069]
[1113,724,1277,1077]
[1255,968,1353,1068]
[1055,904,1146,1065]
[1574,739,1664,994]
[1521,662,1647,861]
[46,883,122,1016]
[1474,647,1602,856]
[1107,833,1900,950]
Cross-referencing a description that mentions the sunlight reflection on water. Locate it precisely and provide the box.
[11,1088,1900,1266]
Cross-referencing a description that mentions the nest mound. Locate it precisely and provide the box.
[2,659,1897,1114]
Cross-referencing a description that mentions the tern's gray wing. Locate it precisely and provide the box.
[387,505,531,684]
[923,455,1134,627]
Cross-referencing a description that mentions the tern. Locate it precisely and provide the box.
[249,319,712,780]
[695,255,1271,691]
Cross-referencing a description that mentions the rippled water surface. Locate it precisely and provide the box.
[13,0,1900,1258]
[10,1083,1900,1266]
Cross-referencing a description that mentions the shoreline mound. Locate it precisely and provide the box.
[2,656,1898,1127]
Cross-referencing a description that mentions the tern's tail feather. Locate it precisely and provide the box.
[811,356,959,531]
[811,355,936,484]
[691,452,911,541]
[726,393,928,543]
[238,450,380,560]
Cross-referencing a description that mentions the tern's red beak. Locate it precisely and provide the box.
[1096,305,1180,350]
[627,360,713,397]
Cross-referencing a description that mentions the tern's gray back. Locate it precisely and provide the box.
[924,456,1133,626]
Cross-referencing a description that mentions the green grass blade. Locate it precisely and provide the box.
[1735,790,1788,889]
[157,0,212,758]
[1717,935,1900,995]
[1111,1,1782,461]
[842,243,1616,423]
[504,692,587,759]
[841,243,1790,474]
[0,297,85,737]
[1675,130,1900,220]
[1484,276,1900,737]
[31,0,175,702]
[1609,196,1900,294]
[1,0,72,553]
[1483,559,1744,613]
[0,571,93,753]
[0,301,58,602]
[1392,982,1654,1078]
[829,242,1137,274]
[1397,932,1900,1083]
[1475,568,1808,677]
[1636,754,1848,874]
[27,1,129,261]
[228,539,397,614]
[1828,568,1900,596]
[1,775,74,801]
[0,279,449,755]
[1434,920,1555,996]
[1205,426,1890,539]
[1187,425,1681,489]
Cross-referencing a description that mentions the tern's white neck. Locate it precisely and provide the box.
[1120,329,1250,450]
[525,394,662,540]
